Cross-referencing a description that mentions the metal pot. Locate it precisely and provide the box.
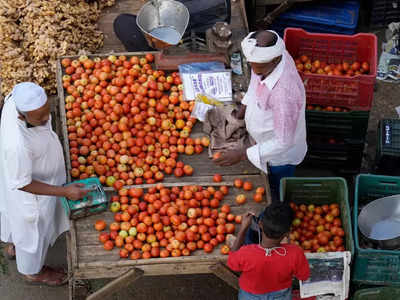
[358,194,400,250]
[136,0,189,50]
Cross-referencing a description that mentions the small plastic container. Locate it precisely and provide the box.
[60,177,108,220]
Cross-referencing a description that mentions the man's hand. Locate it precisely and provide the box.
[64,183,89,201]
[213,148,247,166]
[232,104,246,120]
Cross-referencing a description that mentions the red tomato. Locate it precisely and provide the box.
[213,174,222,182]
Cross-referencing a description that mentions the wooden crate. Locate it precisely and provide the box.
[56,52,270,299]
[68,175,267,300]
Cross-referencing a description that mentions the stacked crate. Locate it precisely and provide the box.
[369,0,400,29]
[375,119,400,175]
[270,0,360,36]
[284,28,377,174]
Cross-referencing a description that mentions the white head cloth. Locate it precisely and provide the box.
[241,30,285,63]
[12,82,47,112]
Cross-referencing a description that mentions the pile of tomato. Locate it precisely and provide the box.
[306,105,350,113]
[95,184,242,259]
[289,202,346,253]
[61,54,210,189]
[295,55,370,77]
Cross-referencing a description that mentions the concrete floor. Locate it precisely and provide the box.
[1,1,400,300]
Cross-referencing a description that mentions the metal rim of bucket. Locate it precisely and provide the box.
[136,0,189,45]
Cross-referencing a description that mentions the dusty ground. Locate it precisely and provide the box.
[1,1,400,300]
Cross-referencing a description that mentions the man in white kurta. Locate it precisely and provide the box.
[0,82,87,285]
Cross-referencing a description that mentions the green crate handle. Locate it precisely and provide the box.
[302,183,323,187]
[378,180,399,186]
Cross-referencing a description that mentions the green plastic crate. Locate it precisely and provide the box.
[306,110,370,140]
[352,287,400,300]
[376,120,400,175]
[353,174,400,286]
[280,177,354,258]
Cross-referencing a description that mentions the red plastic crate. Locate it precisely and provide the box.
[284,28,377,111]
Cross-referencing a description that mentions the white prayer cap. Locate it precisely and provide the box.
[12,82,47,112]
[241,30,285,63]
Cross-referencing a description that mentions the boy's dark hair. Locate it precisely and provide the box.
[260,202,294,239]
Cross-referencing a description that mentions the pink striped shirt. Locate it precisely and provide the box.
[242,50,307,173]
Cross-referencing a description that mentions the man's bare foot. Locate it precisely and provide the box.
[3,243,15,260]
[23,266,68,287]
[226,234,237,249]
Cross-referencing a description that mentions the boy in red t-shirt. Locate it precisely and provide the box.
[228,202,310,300]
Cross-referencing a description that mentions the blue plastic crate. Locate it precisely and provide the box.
[271,0,360,35]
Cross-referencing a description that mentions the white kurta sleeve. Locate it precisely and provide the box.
[5,144,33,190]
[246,94,302,172]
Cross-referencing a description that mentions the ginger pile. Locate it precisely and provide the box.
[0,0,115,96]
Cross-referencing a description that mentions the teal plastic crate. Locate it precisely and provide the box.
[280,177,354,258]
[353,174,400,286]
[60,177,108,219]
[352,287,400,300]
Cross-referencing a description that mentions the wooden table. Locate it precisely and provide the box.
[56,51,270,300]
[65,122,270,300]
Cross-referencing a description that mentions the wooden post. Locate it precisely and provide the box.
[261,172,272,206]
[86,268,144,300]
[210,262,239,290]
[239,0,249,33]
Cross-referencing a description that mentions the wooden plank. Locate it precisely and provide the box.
[86,268,144,300]
[102,174,262,191]
[210,262,239,290]
[96,0,146,53]
[56,60,72,183]
[238,0,249,33]
[97,0,143,52]
[74,261,216,280]
[70,220,79,269]
[67,232,74,300]
[256,0,311,4]
[79,253,227,269]
[261,172,272,206]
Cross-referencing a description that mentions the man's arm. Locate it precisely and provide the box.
[20,180,88,201]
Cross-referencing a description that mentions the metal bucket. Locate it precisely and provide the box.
[358,194,400,249]
[136,0,189,50]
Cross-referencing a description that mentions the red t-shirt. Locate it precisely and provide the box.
[227,244,310,294]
